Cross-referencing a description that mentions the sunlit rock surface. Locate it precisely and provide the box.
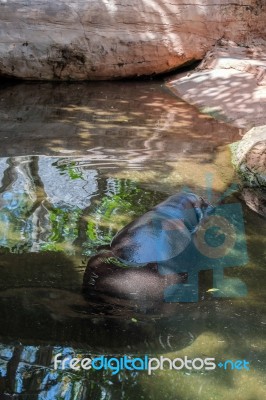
[0,0,265,79]
[167,42,266,128]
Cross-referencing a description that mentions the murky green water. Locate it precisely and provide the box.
[0,81,265,399]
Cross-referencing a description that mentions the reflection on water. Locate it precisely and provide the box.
[0,81,265,399]
[0,81,241,158]
[0,156,164,255]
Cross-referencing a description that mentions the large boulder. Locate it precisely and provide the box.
[0,0,265,80]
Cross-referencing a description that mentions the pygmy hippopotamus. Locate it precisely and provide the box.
[83,192,213,307]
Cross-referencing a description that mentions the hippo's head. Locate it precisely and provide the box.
[153,192,214,235]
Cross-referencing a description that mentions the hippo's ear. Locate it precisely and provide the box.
[111,214,192,265]
[194,206,204,224]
